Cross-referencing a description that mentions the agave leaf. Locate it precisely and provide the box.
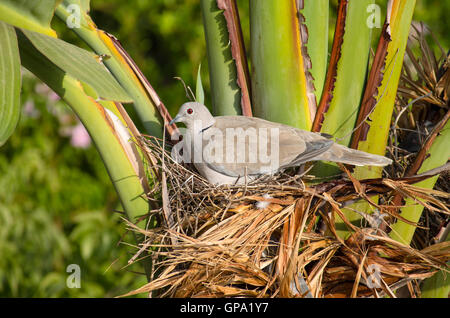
[333,0,416,238]
[16,28,148,224]
[17,29,153,279]
[200,0,242,116]
[65,0,90,12]
[420,233,450,298]
[421,267,450,298]
[313,0,374,146]
[55,1,167,138]
[298,0,329,104]
[0,22,21,147]
[353,0,416,179]
[0,0,59,37]
[250,0,312,130]
[295,0,317,122]
[217,0,252,116]
[310,0,375,179]
[19,28,132,103]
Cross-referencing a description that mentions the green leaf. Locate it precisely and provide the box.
[390,120,450,245]
[200,0,241,116]
[59,0,90,28]
[354,0,416,179]
[16,27,148,225]
[320,0,374,146]
[18,30,152,278]
[55,1,163,138]
[421,268,450,298]
[300,0,329,103]
[0,22,21,147]
[196,63,205,105]
[64,0,90,12]
[421,235,450,298]
[250,0,312,130]
[19,28,132,103]
[311,0,374,179]
[0,0,59,37]
[334,0,416,239]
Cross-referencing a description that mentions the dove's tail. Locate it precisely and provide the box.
[318,144,392,166]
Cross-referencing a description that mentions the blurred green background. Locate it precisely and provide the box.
[0,0,448,297]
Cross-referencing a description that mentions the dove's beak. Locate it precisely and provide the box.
[169,114,182,125]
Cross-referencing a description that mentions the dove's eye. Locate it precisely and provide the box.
[187,108,193,114]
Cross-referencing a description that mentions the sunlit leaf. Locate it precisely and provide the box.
[17,28,149,226]
[250,0,312,130]
[55,1,165,138]
[299,0,328,103]
[0,22,21,147]
[19,28,132,103]
[0,0,58,37]
[201,0,241,116]
[196,63,205,105]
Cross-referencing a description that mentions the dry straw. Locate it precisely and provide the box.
[118,135,449,298]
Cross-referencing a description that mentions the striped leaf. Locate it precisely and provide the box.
[250,0,313,130]
[0,0,58,37]
[55,1,166,138]
[200,0,242,116]
[19,28,132,103]
[299,0,329,103]
[0,22,21,147]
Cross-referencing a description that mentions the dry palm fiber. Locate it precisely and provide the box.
[119,135,449,298]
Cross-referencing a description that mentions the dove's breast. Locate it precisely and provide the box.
[194,162,255,185]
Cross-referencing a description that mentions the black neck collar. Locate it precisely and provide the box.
[200,124,213,133]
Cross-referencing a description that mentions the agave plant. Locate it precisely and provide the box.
[0,0,448,297]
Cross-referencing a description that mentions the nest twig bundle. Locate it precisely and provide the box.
[121,136,449,298]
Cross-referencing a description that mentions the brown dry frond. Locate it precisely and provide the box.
[119,135,449,298]
[399,22,448,109]
[117,23,450,299]
[394,22,449,154]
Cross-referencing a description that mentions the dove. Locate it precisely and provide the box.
[170,102,392,185]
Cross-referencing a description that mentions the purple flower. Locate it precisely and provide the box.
[35,83,50,95]
[22,100,40,118]
[48,91,61,102]
[70,122,91,149]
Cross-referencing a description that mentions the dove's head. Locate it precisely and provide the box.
[170,102,215,131]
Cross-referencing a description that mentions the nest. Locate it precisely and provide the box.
[120,135,450,298]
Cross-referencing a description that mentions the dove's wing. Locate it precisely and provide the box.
[200,116,333,177]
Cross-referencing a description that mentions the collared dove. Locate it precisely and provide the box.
[170,102,392,185]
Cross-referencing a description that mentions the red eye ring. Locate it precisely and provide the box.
[187,108,193,114]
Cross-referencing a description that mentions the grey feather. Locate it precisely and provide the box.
[171,102,393,185]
